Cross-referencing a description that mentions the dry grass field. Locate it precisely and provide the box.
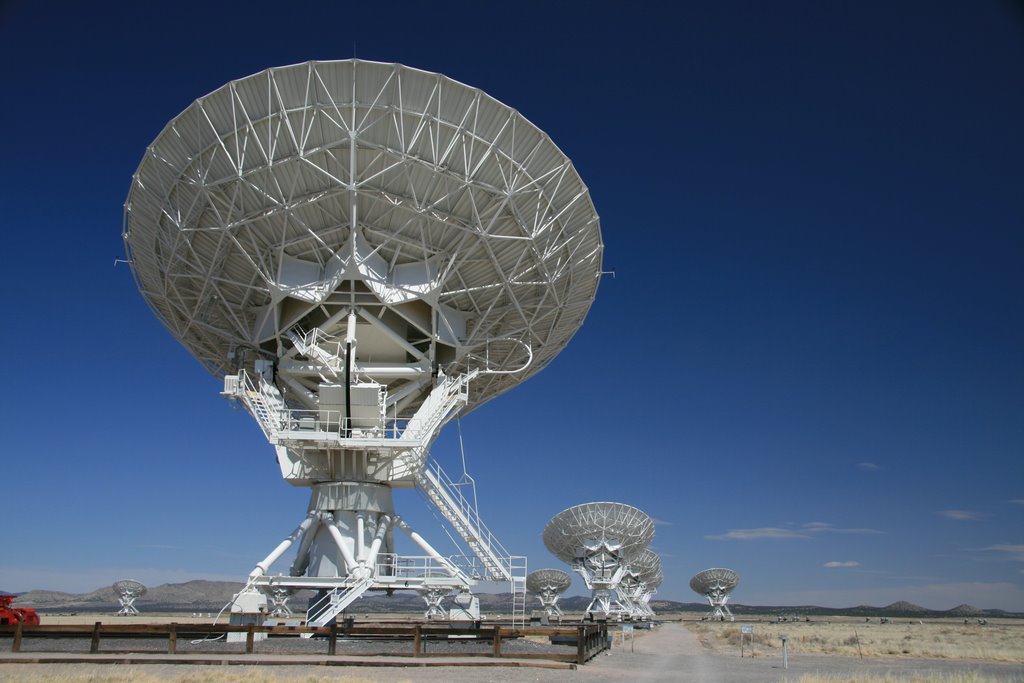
[687,618,1024,663]
[0,673,407,683]
[793,675,1019,683]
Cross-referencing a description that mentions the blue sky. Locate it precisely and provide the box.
[2,1,1022,610]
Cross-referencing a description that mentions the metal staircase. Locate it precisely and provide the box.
[304,575,375,630]
[391,370,477,478]
[285,327,343,378]
[224,372,288,441]
[415,460,527,625]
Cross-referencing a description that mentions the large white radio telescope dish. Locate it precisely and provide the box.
[543,502,655,563]
[123,59,603,629]
[124,59,602,414]
[543,502,654,618]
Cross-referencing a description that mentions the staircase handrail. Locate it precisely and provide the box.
[416,460,517,582]
[305,575,374,627]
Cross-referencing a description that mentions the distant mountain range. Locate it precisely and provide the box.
[4,581,1022,619]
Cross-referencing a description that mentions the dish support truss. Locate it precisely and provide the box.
[115,590,144,616]
[616,572,656,621]
[222,364,526,629]
[569,542,632,619]
[702,592,735,621]
[533,588,565,617]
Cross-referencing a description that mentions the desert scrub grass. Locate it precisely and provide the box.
[0,670,408,683]
[794,673,1018,683]
[686,620,1024,663]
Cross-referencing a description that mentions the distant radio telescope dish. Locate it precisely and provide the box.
[526,568,573,617]
[543,502,654,618]
[112,579,147,616]
[690,568,739,621]
[124,59,602,629]
[619,548,662,619]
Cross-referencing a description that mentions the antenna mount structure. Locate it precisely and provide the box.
[543,502,654,619]
[690,568,739,621]
[124,59,602,631]
[112,580,147,616]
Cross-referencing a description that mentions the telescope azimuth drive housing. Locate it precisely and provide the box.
[543,502,654,618]
[112,580,147,616]
[690,567,739,621]
[124,59,603,628]
[525,568,572,617]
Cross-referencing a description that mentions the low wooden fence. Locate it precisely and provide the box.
[0,622,609,665]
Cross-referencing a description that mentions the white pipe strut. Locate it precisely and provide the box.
[394,517,462,579]
[289,517,322,576]
[356,513,366,562]
[364,514,391,570]
[250,513,318,578]
[325,513,359,574]
[345,310,357,345]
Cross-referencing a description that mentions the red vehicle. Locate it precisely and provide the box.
[0,594,39,626]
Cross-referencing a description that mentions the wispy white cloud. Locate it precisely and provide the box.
[801,522,883,535]
[1008,499,1024,505]
[824,561,860,568]
[706,527,811,541]
[938,510,986,521]
[651,518,674,526]
[707,522,881,541]
[857,462,882,471]
[977,544,1024,561]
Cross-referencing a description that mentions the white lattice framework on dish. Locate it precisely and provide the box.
[124,59,602,628]
[543,502,654,618]
[112,580,147,616]
[526,568,573,617]
[690,567,739,621]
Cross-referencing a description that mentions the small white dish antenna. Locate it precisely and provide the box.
[690,567,739,621]
[112,579,147,616]
[526,568,573,617]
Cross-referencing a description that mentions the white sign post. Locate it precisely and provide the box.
[622,624,635,652]
[740,624,754,657]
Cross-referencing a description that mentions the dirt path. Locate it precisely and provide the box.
[583,622,722,682]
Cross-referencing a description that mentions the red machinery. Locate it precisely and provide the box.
[0,594,40,626]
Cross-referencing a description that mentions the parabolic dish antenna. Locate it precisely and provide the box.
[124,59,602,629]
[112,579,147,616]
[690,567,739,621]
[543,502,654,618]
[619,548,662,619]
[526,568,573,617]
